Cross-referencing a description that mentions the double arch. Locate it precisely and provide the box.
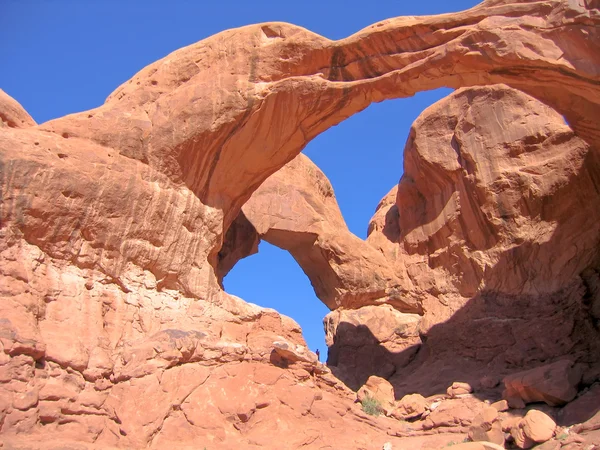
[41,0,600,299]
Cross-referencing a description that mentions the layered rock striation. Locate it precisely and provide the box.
[367,85,600,396]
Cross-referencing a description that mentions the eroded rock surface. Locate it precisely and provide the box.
[325,305,422,390]
[364,85,600,398]
[35,0,600,294]
[2,0,600,447]
[221,154,419,311]
[503,360,583,408]
[0,89,36,129]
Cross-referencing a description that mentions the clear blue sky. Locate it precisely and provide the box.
[1,0,479,358]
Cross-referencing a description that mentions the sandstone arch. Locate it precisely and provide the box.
[2,2,600,446]
[334,84,600,390]
[36,0,600,302]
[216,83,600,391]
[218,153,420,312]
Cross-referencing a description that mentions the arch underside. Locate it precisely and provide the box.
[13,0,599,336]
[40,0,600,245]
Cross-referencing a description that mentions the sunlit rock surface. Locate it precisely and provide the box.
[2,0,600,447]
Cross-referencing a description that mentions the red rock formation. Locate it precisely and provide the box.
[510,410,557,449]
[468,406,504,446]
[2,0,600,447]
[503,360,583,407]
[235,153,419,311]
[37,0,600,285]
[224,84,600,398]
[0,89,36,129]
[325,85,600,396]
[0,49,463,450]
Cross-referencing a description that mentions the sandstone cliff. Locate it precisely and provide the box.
[1,0,600,448]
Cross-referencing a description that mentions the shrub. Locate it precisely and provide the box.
[361,395,382,416]
[557,432,569,440]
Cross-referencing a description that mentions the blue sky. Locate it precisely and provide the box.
[1,0,479,358]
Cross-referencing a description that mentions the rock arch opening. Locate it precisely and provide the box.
[303,88,455,239]
[223,241,330,356]
[219,89,454,356]
[3,2,600,446]
[219,81,600,395]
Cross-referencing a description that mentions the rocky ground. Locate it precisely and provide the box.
[1,0,600,448]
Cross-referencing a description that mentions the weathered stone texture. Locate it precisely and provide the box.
[2,0,600,447]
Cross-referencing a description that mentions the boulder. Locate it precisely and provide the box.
[557,383,600,426]
[357,376,396,416]
[272,340,318,365]
[503,360,582,407]
[490,400,509,412]
[510,410,556,449]
[392,393,428,420]
[468,406,505,446]
[448,382,474,398]
[522,411,556,443]
[423,397,485,430]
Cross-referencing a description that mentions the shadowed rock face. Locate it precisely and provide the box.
[1,0,600,447]
[367,84,600,305]
[239,85,600,393]
[389,86,600,299]
[381,85,600,396]
[339,85,600,392]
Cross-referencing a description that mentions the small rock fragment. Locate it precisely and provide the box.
[490,400,509,412]
[272,340,318,364]
[448,381,474,398]
[12,390,38,411]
